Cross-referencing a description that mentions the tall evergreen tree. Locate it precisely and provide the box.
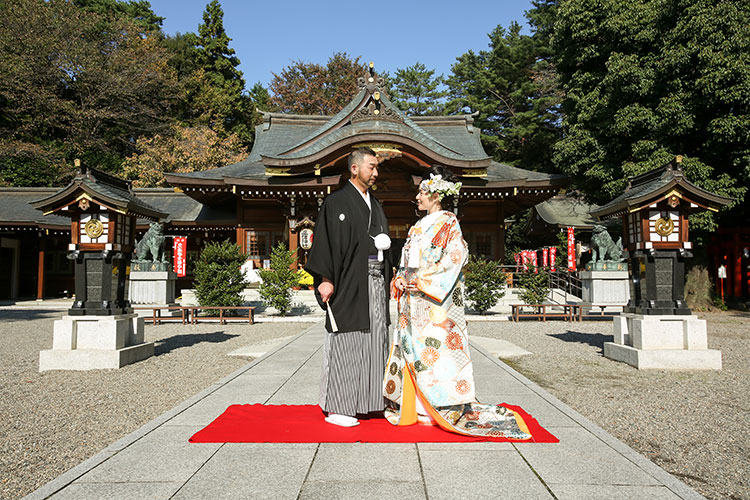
[187,0,252,145]
[388,62,447,116]
[446,22,562,171]
[552,0,748,230]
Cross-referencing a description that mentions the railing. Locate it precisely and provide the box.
[548,270,583,303]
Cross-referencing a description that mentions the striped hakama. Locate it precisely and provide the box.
[319,260,389,416]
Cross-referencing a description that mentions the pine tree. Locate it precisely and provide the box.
[389,62,447,116]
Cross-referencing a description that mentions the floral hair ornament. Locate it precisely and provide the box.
[419,174,462,201]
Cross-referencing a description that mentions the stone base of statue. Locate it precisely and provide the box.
[128,270,180,317]
[603,313,721,370]
[39,314,153,371]
[579,269,630,313]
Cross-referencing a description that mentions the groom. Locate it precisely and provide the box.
[305,147,392,427]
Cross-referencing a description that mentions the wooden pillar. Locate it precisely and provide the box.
[288,222,299,270]
[36,238,45,300]
[733,232,741,298]
[235,227,244,253]
[496,201,505,262]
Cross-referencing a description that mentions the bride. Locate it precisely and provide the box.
[385,165,532,440]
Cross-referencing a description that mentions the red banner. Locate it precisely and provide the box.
[173,236,187,277]
[542,247,549,268]
[550,246,557,272]
[567,227,576,272]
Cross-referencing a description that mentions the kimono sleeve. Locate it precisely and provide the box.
[304,201,336,308]
[415,217,468,304]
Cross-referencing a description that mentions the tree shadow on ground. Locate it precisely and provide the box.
[0,310,62,321]
[154,331,239,355]
[548,331,614,354]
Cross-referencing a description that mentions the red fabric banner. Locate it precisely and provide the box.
[567,227,576,272]
[188,404,558,444]
[550,246,557,272]
[542,247,549,268]
[173,236,187,277]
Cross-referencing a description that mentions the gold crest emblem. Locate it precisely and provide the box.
[84,219,104,239]
[654,217,674,237]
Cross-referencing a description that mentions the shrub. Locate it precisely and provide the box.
[258,242,298,316]
[193,240,247,310]
[464,256,507,314]
[518,267,551,305]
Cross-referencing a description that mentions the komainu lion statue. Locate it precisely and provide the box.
[134,222,166,262]
[590,225,623,263]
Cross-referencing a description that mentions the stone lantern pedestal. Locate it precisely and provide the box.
[604,314,721,370]
[39,313,153,371]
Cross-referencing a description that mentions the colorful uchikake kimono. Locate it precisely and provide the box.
[383,210,532,440]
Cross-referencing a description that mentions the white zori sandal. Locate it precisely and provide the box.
[324,413,360,427]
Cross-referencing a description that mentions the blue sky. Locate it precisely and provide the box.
[151,0,535,90]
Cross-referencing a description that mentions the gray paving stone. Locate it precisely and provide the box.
[515,427,662,486]
[220,374,290,394]
[550,483,684,499]
[46,481,182,500]
[299,480,426,500]
[165,393,269,426]
[307,443,421,481]
[417,442,514,451]
[173,443,317,500]
[75,425,220,484]
[474,369,536,396]
[419,449,555,499]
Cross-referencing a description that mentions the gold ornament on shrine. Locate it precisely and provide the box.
[84,218,104,239]
[654,216,674,237]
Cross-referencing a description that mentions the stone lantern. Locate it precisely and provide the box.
[591,157,732,369]
[32,163,166,371]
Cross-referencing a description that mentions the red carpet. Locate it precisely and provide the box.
[189,404,558,443]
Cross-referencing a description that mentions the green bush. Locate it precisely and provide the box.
[518,267,551,305]
[258,242,298,316]
[464,256,507,314]
[193,240,247,310]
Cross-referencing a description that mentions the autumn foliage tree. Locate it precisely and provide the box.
[122,125,248,187]
[270,53,367,115]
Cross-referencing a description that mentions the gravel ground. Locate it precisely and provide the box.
[468,311,750,500]
[1,310,747,500]
[0,311,311,500]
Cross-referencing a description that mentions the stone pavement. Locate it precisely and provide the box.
[23,320,706,500]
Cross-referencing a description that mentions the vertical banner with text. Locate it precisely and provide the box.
[550,246,557,272]
[567,227,576,272]
[173,236,187,277]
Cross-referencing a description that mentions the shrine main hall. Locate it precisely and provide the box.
[0,70,567,300]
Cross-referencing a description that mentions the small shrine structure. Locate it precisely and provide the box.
[31,162,166,371]
[592,156,732,369]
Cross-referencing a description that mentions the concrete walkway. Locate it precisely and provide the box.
[23,321,706,500]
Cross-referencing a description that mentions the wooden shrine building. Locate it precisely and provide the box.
[165,66,568,270]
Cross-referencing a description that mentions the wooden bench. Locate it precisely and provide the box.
[570,304,626,321]
[188,306,254,325]
[132,306,191,325]
[511,304,576,322]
